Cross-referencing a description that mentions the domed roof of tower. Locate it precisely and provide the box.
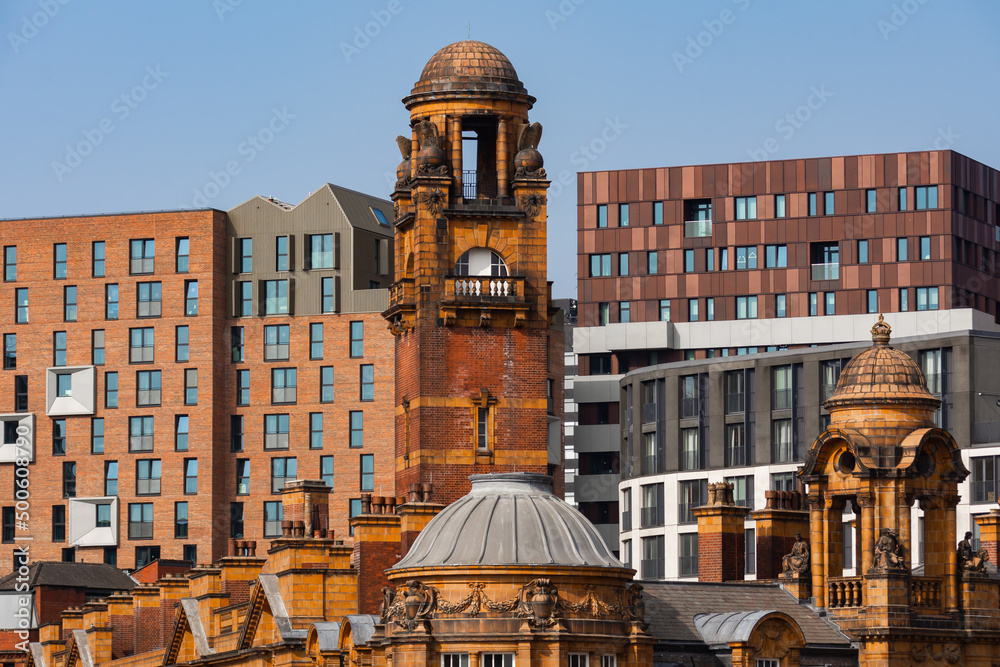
[408,40,531,100]
[823,315,939,411]
[391,473,622,570]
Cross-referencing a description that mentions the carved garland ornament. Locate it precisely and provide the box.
[379,580,647,631]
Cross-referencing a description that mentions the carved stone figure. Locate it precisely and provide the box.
[872,528,908,571]
[514,121,546,178]
[515,579,560,629]
[957,531,990,573]
[413,120,448,176]
[781,533,811,577]
[394,135,412,189]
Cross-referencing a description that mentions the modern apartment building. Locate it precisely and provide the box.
[618,329,1000,580]
[0,184,395,571]
[569,150,1000,556]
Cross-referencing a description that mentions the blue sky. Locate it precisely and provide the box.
[2,0,998,298]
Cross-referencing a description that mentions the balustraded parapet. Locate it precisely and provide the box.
[828,577,864,608]
[911,577,942,609]
[447,276,524,301]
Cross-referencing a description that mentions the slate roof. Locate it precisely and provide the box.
[0,562,135,591]
[642,581,853,648]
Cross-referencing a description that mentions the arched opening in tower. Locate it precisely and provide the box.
[461,116,498,199]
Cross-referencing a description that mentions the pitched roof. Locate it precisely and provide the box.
[642,581,852,648]
[0,562,135,591]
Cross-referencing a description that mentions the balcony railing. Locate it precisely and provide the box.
[725,393,745,415]
[642,402,656,424]
[810,262,840,281]
[621,510,632,532]
[725,445,746,468]
[680,397,699,419]
[640,507,661,528]
[680,449,700,471]
[642,455,661,476]
[828,577,864,608]
[911,577,942,609]
[684,220,712,238]
[463,170,498,199]
[640,558,662,579]
[772,388,792,411]
[446,276,524,302]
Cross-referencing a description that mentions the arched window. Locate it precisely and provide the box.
[455,248,508,277]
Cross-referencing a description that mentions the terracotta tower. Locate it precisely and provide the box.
[799,316,1000,666]
[383,41,561,505]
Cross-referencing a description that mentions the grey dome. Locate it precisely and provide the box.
[392,473,623,570]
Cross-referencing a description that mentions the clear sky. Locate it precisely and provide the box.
[2,0,998,298]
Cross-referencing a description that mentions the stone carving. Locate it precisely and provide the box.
[514,579,560,629]
[872,528,908,571]
[380,581,437,630]
[416,188,446,216]
[514,121,546,179]
[957,531,990,573]
[621,583,647,627]
[871,313,891,344]
[911,642,962,664]
[394,135,412,189]
[414,120,449,176]
[518,193,546,220]
[750,618,792,660]
[781,533,811,577]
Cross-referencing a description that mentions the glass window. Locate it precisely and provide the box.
[136,459,161,495]
[659,299,671,322]
[589,254,612,277]
[736,296,757,319]
[232,326,244,362]
[720,248,729,270]
[350,411,363,448]
[231,415,244,452]
[764,245,787,268]
[809,292,818,316]
[310,323,324,359]
[52,419,66,455]
[705,248,714,271]
[321,276,334,313]
[688,299,698,322]
[307,234,334,269]
[858,239,869,263]
[184,280,198,316]
[264,324,290,361]
[641,535,665,579]
[276,236,289,271]
[136,370,161,406]
[350,321,364,357]
[237,369,250,405]
[237,281,253,317]
[184,369,198,405]
[653,201,663,225]
[129,416,153,452]
[136,281,162,317]
[4,246,16,281]
[175,415,189,451]
[867,289,878,314]
[176,237,190,273]
[678,480,705,524]
[130,239,155,274]
[53,243,67,279]
[808,193,817,216]
[916,287,939,311]
[597,205,607,228]
[64,286,77,321]
[3,333,15,370]
[271,457,297,493]
[92,241,105,277]
[735,246,757,269]
[619,204,629,227]
[271,368,296,404]
[824,191,834,215]
[706,297,715,321]
[866,189,876,213]
[775,294,787,318]
[915,185,937,210]
[184,459,197,494]
[236,459,250,495]
[56,372,72,397]
[898,237,908,261]
[130,327,154,363]
[105,372,118,408]
[91,417,105,454]
[680,428,700,471]
[618,253,628,276]
[725,423,746,466]
[265,414,290,450]
[128,503,153,539]
[105,284,119,319]
[920,236,931,260]
[684,249,694,273]
[104,461,117,495]
[53,331,67,366]
[679,534,698,577]
[360,364,374,401]
[360,454,374,491]
[264,280,289,315]
[774,194,786,218]
[175,502,188,538]
[237,238,252,273]
[309,412,323,449]
[825,292,835,316]
[230,502,245,538]
[321,366,334,403]
[176,326,189,362]
[320,455,334,489]
[898,187,907,211]
[735,196,757,220]
[647,251,657,274]
[619,301,630,323]
[899,288,909,312]
[62,461,76,497]
[15,288,28,323]
[772,419,793,462]
[264,501,283,537]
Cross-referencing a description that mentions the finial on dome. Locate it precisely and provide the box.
[871,314,891,346]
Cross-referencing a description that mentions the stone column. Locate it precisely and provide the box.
[809,494,826,606]
[944,494,960,613]
[899,491,913,568]
[497,117,509,198]
[449,116,463,196]
[858,493,876,573]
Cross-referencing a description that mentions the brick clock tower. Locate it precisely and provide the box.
[384,41,562,506]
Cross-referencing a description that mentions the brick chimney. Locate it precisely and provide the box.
[692,482,746,582]
[351,492,402,615]
[399,483,445,555]
[749,489,809,580]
